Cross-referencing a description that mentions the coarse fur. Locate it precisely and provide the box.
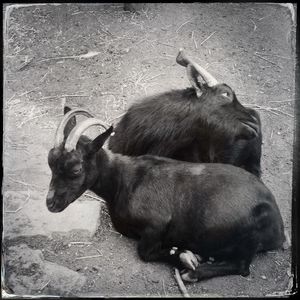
[46,110,284,282]
[109,84,262,177]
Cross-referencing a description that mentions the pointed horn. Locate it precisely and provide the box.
[54,108,94,148]
[64,118,109,152]
[186,64,202,98]
[176,49,218,87]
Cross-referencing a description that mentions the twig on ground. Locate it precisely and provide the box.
[62,94,90,98]
[39,280,51,292]
[5,189,30,213]
[39,94,89,101]
[19,88,38,97]
[258,13,273,21]
[84,193,106,203]
[17,112,48,128]
[99,92,119,96]
[10,47,25,56]
[37,56,76,63]
[91,245,103,256]
[69,242,92,245]
[134,38,147,46]
[6,93,16,104]
[97,20,114,36]
[246,104,293,118]
[255,52,291,60]
[36,51,100,64]
[174,268,190,298]
[191,30,198,49]
[250,105,280,116]
[7,176,40,188]
[176,19,193,33]
[39,95,59,100]
[269,100,293,103]
[59,35,82,47]
[270,108,293,118]
[157,41,174,48]
[40,69,50,82]
[200,31,216,46]
[251,19,257,31]
[135,72,147,87]
[162,54,174,58]
[162,279,167,296]
[75,254,102,260]
[145,73,165,82]
[109,229,123,236]
[18,57,34,71]
[254,53,282,68]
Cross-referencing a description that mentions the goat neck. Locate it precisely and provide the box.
[89,148,131,204]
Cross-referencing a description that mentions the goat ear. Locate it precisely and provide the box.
[63,107,77,140]
[88,126,114,154]
[64,106,72,114]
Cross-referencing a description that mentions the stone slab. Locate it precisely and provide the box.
[4,244,86,296]
[3,189,101,238]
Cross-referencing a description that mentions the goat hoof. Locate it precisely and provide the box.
[179,250,200,270]
[181,269,198,283]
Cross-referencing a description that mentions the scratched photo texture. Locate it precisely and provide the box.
[2,3,297,298]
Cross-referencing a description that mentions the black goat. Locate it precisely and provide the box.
[109,50,262,177]
[46,108,284,282]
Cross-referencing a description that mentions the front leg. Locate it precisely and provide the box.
[181,259,250,283]
[137,226,201,270]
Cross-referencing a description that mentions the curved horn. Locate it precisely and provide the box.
[186,64,202,98]
[64,118,109,152]
[54,108,94,148]
[176,48,218,87]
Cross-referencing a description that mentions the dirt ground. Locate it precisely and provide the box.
[2,3,296,297]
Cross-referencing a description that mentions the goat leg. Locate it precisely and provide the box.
[137,227,187,269]
[181,259,250,283]
[179,250,201,270]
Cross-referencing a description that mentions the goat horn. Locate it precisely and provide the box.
[186,64,202,98]
[54,108,94,148]
[64,118,109,152]
[176,48,219,87]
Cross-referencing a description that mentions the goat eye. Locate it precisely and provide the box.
[221,92,230,98]
[72,167,82,175]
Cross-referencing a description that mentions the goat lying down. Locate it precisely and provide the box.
[109,49,262,177]
[46,108,285,282]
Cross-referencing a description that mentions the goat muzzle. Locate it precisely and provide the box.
[46,189,56,210]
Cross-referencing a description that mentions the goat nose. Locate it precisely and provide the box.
[250,114,258,123]
[46,189,55,202]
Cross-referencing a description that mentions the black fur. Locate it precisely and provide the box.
[46,116,284,282]
[109,85,262,177]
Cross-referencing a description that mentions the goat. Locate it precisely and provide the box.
[108,49,262,177]
[46,108,285,282]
